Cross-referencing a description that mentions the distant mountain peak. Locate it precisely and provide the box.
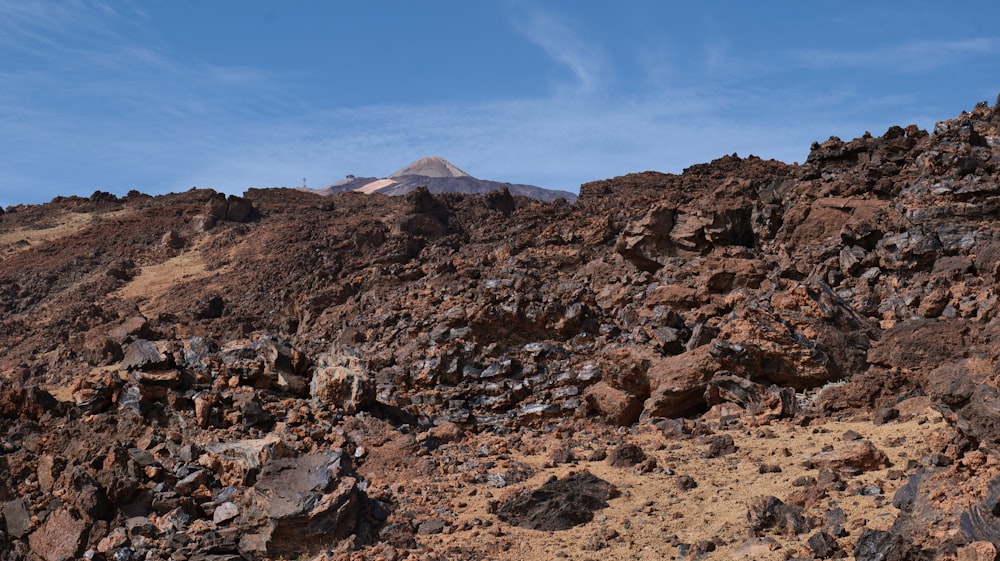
[389,156,470,179]
[316,156,577,202]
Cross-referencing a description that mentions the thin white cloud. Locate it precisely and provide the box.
[794,38,1000,72]
[0,0,135,53]
[510,7,610,94]
[162,86,874,197]
[1,2,995,209]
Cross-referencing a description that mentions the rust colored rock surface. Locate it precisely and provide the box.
[0,100,1000,559]
[27,509,87,561]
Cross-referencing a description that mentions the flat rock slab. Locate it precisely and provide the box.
[121,339,170,371]
[28,508,87,561]
[495,471,617,531]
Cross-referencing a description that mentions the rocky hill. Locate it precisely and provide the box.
[317,156,578,202]
[1,98,1000,560]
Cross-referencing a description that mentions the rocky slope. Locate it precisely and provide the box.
[1,98,1000,560]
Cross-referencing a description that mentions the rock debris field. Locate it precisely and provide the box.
[4,99,1000,560]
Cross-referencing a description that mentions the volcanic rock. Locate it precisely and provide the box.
[606,443,647,467]
[3,499,31,539]
[494,471,617,531]
[28,508,88,561]
[807,530,843,559]
[746,495,809,536]
[853,529,914,561]
[583,382,642,426]
[806,440,891,475]
[1,98,1000,560]
[642,345,721,419]
[310,344,375,414]
[205,192,256,222]
[242,451,360,557]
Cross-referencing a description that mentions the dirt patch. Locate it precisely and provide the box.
[112,251,214,312]
[399,407,943,561]
[0,210,98,260]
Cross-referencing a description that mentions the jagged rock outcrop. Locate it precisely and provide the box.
[1,99,1000,558]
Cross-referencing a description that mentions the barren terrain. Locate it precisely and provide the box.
[2,99,1000,560]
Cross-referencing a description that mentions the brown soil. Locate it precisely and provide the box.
[2,98,1000,561]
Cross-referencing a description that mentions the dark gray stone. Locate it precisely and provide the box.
[243,451,360,557]
[3,498,31,538]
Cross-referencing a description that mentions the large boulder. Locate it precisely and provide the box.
[216,335,309,395]
[202,435,294,487]
[204,192,256,223]
[310,345,375,414]
[121,339,172,371]
[616,204,755,270]
[615,204,676,271]
[868,319,971,371]
[642,346,721,419]
[240,451,361,558]
[926,358,1000,447]
[28,508,88,561]
[714,281,874,388]
[494,471,616,531]
[806,440,891,475]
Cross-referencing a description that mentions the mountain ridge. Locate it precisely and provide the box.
[317,156,577,202]
[389,156,471,179]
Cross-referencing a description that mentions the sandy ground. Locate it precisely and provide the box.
[0,210,99,260]
[388,398,948,561]
[112,250,214,315]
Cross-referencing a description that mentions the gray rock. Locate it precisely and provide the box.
[807,530,842,558]
[853,529,913,561]
[243,451,360,557]
[121,340,171,371]
[213,501,240,524]
[3,498,31,538]
[416,518,446,535]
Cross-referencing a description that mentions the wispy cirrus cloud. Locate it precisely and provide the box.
[1,2,995,209]
[0,0,135,56]
[509,7,611,94]
[793,37,1000,72]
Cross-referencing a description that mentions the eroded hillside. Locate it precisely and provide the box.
[2,98,1000,560]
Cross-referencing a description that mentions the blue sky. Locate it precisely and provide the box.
[2,1,1000,207]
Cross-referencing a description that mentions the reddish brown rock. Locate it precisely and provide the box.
[28,509,87,561]
[615,203,676,271]
[867,319,971,371]
[807,440,891,474]
[0,98,999,560]
[0,383,58,421]
[642,346,721,419]
[583,382,642,426]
